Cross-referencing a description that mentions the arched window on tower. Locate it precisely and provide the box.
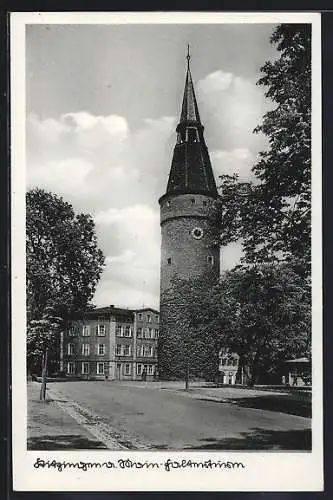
[187,127,199,143]
[207,256,214,266]
[177,130,186,144]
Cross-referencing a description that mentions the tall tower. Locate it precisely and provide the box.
[158,48,220,380]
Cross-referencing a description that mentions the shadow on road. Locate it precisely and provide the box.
[27,434,107,450]
[230,395,311,418]
[184,428,311,451]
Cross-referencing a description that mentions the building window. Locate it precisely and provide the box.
[116,344,122,355]
[116,325,123,337]
[124,344,131,356]
[98,344,105,356]
[207,256,214,265]
[96,324,106,336]
[81,362,89,374]
[154,329,159,339]
[166,200,171,207]
[67,343,75,355]
[97,362,104,375]
[222,358,226,366]
[124,363,131,375]
[143,346,153,357]
[203,200,207,206]
[67,362,75,374]
[191,198,195,204]
[138,313,142,321]
[137,327,143,338]
[124,325,131,337]
[156,315,159,323]
[167,257,172,265]
[137,345,144,357]
[82,344,90,356]
[147,314,151,323]
[148,365,154,375]
[137,364,143,375]
[82,325,90,336]
[68,328,76,336]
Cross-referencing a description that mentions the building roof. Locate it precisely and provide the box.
[81,305,159,320]
[161,48,218,200]
[285,357,310,363]
[134,307,160,314]
[85,305,134,319]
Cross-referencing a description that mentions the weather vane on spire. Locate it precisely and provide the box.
[186,43,191,66]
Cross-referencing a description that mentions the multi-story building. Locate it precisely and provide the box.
[60,306,159,381]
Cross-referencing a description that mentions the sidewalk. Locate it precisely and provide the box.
[165,385,312,418]
[118,381,311,418]
[27,381,107,450]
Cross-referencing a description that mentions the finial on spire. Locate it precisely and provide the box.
[186,43,191,67]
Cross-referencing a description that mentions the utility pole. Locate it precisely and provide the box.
[185,362,190,391]
[40,346,48,401]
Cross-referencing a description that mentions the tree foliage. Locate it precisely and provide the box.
[219,24,311,274]
[161,264,310,385]
[26,188,105,373]
[158,273,220,381]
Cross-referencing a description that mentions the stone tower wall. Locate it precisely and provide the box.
[160,193,220,298]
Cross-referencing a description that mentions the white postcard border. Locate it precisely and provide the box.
[11,11,323,492]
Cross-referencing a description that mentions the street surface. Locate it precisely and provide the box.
[29,381,311,451]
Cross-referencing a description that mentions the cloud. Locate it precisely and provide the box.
[211,148,256,182]
[94,205,160,309]
[28,157,94,196]
[27,111,175,212]
[62,112,129,137]
[26,69,269,309]
[28,113,70,144]
[197,70,272,152]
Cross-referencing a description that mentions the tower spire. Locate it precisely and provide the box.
[180,45,201,125]
[186,43,191,67]
[161,47,217,198]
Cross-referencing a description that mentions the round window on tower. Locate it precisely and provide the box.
[191,227,204,240]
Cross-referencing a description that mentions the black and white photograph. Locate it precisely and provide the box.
[11,11,322,492]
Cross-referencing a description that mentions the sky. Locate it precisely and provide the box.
[26,22,278,310]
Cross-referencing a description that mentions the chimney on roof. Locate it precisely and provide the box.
[109,304,114,308]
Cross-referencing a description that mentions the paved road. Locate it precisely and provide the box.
[46,381,311,451]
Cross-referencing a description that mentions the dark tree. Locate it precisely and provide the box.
[26,188,105,382]
[219,24,311,275]
[163,264,310,386]
[221,264,311,386]
[158,273,221,384]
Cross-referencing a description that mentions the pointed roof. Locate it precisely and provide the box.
[180,50,201,125]
[161,47,218,200]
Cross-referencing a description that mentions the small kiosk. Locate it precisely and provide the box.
[284,357,311,387]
